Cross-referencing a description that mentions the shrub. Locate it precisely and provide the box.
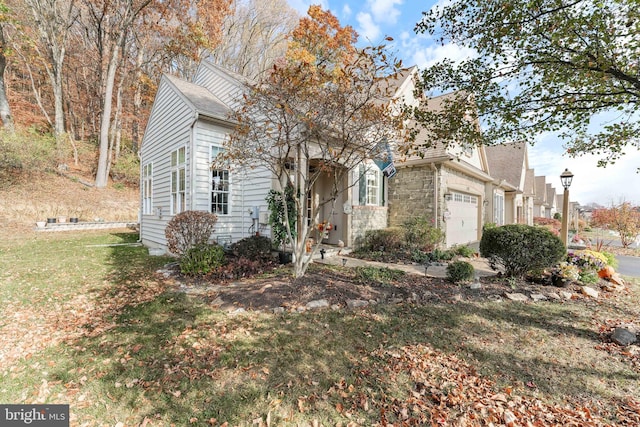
[355,266,405,285]
[361,228,405,252]
[446,260,475,283]
[450,244,476,258]
[480,224,565,278]
[165,210,218,255]
[600,251,618,268]
[110,148,140,186]
[213,257,268,280]
[179,243,225,275]
[231,235,273,261]
[403,216,443,251]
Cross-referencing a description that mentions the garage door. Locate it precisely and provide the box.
[446,192,478,247]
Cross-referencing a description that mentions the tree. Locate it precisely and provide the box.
[591,202,640,248]
[411,0,639,166]
[23,0,77,140]
[0,1,14,131]
[221,6,406,278]
[209,0,298,80]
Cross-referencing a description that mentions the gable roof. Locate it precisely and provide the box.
[164,74,232,122]
[534,176,548,205]
[485,142,528,191]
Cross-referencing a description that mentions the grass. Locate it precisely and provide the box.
[1,230,639,425]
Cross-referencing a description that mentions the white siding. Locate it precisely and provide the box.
[193,63,245,110]
[194,120,273,243]
[139,76,195,250]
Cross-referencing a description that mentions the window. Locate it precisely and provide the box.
[211,146,230,215]
[142,163,153,215]
[494,192,504,225]
[358,165,383,206]
[170,147,186,214]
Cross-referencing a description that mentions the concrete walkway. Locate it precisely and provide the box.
[314,253,497,279]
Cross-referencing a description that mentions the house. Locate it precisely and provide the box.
[139,61,394,253]
[386,72,494,248]
[484,142,535,226]
[533,176,548,217]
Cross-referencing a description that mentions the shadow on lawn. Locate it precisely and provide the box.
[50,236,640,424]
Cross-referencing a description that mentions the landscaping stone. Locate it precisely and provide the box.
[306,299,330,310]
[210,297,225,307]
[346,299,369,309]
[504,292,528,302]
[530,293,548,302]
[560,291,573,300]
[611,327,637,346]
[580,286,599,299]
[547,292,561,301]
[469,282,482,290]
[272,307,285,314]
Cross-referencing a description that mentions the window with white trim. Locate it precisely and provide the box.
[142,163,153,215]
[358,166,384,206]
[211,146,230,215]
[494,192,504,225]
[170,147,186,214]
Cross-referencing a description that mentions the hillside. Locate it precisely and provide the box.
[0,170,139,238]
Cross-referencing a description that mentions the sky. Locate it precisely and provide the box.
[285,0,640,206]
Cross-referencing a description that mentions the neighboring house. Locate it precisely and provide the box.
[546,184,558,218]
[533,176,549,217]
[139,61,392,253]
[386,73,493,248]
[484,142,535,226]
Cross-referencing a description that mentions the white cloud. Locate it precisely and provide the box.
[409,41,476,68]
[367,0,403,25]
[356,12,381,41]
[529,143,640,206]
[342,4,352,18]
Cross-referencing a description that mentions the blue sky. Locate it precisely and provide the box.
[285,0,640,206]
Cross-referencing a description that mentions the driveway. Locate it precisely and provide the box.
[616,255,640,278]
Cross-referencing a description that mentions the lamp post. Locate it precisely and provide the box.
[560,168,574,246]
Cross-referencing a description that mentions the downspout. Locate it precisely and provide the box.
[430,162,439,230]
[190,113,199,211]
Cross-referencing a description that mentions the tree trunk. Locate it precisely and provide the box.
[0,25,14,132]
[95,41,121,188]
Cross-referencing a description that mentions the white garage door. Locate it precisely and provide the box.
[446,192,478,247]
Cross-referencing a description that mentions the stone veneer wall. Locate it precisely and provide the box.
[350,206,387,249]
[387,165,437,227]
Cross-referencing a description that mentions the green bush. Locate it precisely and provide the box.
[480,224,565,278]
[231,235,273,261]
[600,251,618,269]
[110,148,140,186]
[361,228,405,252]
[446,260,475,283]
[450,244,476,258]
[165,210,218,255]
[180,243,225,276]
[403,216,443,251]
[355,266,405,285]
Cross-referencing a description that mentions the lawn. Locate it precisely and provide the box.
[1,230,639,426]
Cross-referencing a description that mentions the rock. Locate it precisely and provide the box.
[504,292,529,302]
[306,299,329,310]
[210,296,225,307]
[272,307,285,314]
[228,307,246,316]
[346,299,369,309]
[609,273,625,287]
[560,291,573,300]
[469,282,482,290]
[547,292,562,301]
[580,286,599,299]
[423,291,434,298]
[611,327,637,346]
[330,304,341,311]
[530,293,548,302]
